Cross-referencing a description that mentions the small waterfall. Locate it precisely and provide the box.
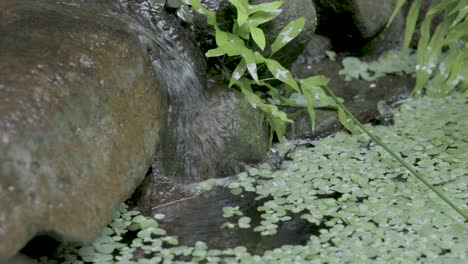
[124,0,223,182]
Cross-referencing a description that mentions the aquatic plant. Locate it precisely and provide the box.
[339,50,416,81]
[388,0,467,96]
[39,97,468,263]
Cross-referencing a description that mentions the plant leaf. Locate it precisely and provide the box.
[183,0,216,25]
[300,75,330,87]
[230,59,247,87]
[248,1,283,14]
[206,47,226,57]
[242,49,259,81]
[249,26,266,50]
[402,0,422,54]
[265,59,300,92]
[229,0,249,27]
[248,10,282,27]
[386,0,407,28]
[233,22,250,40]
[338,107,358,134]
[270,17,306,55]
[215,27,246,56]
[301,86,317,129]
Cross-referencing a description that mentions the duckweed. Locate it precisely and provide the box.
[39,97,467,263]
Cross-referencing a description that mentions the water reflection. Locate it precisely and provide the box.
[154,187,315,254]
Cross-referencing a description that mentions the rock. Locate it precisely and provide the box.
[361,10,404,58]
[0,0,163,259]
[351,0,396,38]
[157,73,270,184]
[313,0,397,53]
[191,0,317,68]
[128,78,270,214]
[254,0,317,68]
[291,34,332,73]
[1,0,270,259]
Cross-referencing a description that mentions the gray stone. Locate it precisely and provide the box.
[254,0,317,68]
[291,34,332,73]
[0,0,163,259]
[313,0,397,53]
[352,0,396,38]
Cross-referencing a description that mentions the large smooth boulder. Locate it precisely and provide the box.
[0,0,163,259]
[313,0,397,52]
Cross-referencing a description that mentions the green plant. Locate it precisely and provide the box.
[387,0,467,97]
[41,97,467,263]
[182,0,358,140]
[183,0,466,221]
[339,50,416,81]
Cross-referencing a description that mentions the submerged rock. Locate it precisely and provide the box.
[0,0,163,259]
[288,58,413,139]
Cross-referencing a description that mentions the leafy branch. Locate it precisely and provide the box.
[183,0,358,141]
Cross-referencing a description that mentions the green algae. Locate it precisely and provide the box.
[39,97,467,263]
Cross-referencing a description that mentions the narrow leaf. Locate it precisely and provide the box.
[248,10,282,27]
[270,17,306,55]
[242,49,259,81]
[183,0,216,24]
[230,59,247,87]
[206,47,226,57]
[229,0,249,26]
[248,1,283,14]
[215,27,246,56]
[300,75,330,87]
[338,108,358,134]
[265,59,300,92]
[301,86,317,129]
[386,0,407,28]
[402,0,422,54]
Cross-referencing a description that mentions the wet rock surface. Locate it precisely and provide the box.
[0,0,164,259]
[313,0,399,53]
[128,77,270,214]
[0,0,270,259]
[1,0,420,261]
[2,2,153,261]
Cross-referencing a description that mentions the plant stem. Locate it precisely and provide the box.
[324,86,468,221]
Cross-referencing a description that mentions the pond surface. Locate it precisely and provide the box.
[23,96,468,263]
